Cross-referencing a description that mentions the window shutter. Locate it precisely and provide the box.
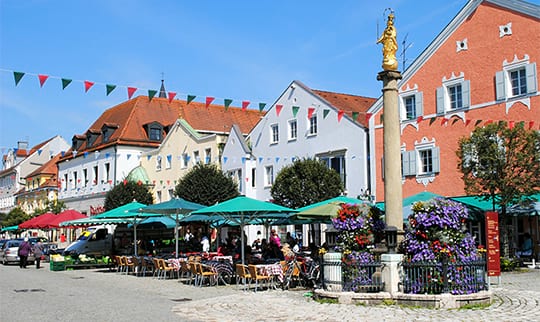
[436,87,445,114]
[462,80,470,108]
[495,70,506,100]
[415,92,423,118]
[402,151,409,176]
[408,151,417,175]
[432,147,440,173]
[381,156,385,179]
[526,63,537,94]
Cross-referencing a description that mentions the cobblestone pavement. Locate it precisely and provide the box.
[171,269,540,322]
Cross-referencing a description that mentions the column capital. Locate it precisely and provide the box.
[377,70,403,82]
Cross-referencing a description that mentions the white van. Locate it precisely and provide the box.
[63,226,113,257]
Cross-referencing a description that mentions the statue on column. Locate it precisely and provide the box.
[377,12,398,71]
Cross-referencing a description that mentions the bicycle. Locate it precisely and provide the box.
[282,252,321,290]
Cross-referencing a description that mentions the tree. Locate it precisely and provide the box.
[104,180,154,211]
[457,121,540,256]
[1,207,31,227]
[33,200,67,215]
[174,163,239,206]
[271,158,344,208]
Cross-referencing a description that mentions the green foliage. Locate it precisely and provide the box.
[2,207,31,227]
[174,163,239,206]
[270,158,344,208]
[33,200,67,215]
[500,257,518,272]
[104,180,153,210]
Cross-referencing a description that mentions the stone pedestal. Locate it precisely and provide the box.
[381,253,403,294]
[323,252,342,292]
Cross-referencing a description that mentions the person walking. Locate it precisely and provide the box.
[18,237,32,269]
[32,240,44,269]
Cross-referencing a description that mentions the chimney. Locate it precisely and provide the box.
[17,141,29,150]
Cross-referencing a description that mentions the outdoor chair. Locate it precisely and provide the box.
[122,256,135,275]
[248,264,271,292]
[188,261,200,286]
[196,262,218,287]
[235,264,251,291]
[130,256,141,276]
[152,258,161,279]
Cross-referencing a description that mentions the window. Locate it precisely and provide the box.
[168,189,174,200]
[86,131,99,148]
[288,119,297,140]
[156,156,162,171]
[205,148,211,164]
[419,149,434,174]
[182,153,189,168]
[496,61,537,100]
[318,152,346,187]
[149,127,162,141]
[399,91,423,121]
[93,166,98,185]
[251,168,256,188]
[63,174,68,190]
[401,146,440,176]
[228,169,243,192]
[436,76,470,113]
[73,171,78,188]
[309,114,318,136]
[83,169,88,187]
[264,166,274,186]
[104,163,110,183]
[193,151,200,164]
[156,190,162,203]
[166,155,172,169]
[404,95,416,119]
[270,124,279,144]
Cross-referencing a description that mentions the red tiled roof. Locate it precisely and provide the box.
[312,90,376,127]
[25,154,61,179]
[61,96,263,159]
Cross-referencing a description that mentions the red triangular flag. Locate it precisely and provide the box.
[485,119,493,125]
[307,107,315,119]
[276,104,283,116]
[441,117,448,125]
[205,96,214,108]
[365,113,373,124]
[84,81,94,93]
[38,74,49,87]
[508,121,515,129]
[529,121,535,129]
[465,119,472,126]
[416,116,423,123]
[337,110,344,122]
[242,101,250,111]
[127,87,137,99]
[168,92,176,103]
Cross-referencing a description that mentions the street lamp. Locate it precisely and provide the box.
[385,226,398,254]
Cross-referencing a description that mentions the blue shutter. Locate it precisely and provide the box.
[495,71,506,100]
[526,63,537,94]
[436,87,445,114]
[402,151,409,176]
[415,92,423,118]
[432,147,440,173]
[408,151,417,175]
[462,80,470,108]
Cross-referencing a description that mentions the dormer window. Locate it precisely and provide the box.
[101,123,119,143]
[144,122,164,141]
[86,129,100,148]
[72,135,85,151]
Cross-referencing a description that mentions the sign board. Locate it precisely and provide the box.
[485,211,500,277]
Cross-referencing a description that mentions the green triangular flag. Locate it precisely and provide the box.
[61,78,72,90]
[429,117,437,125]
[106,84,116,96]
[323,109,330,119]
[292,106,300,117]
[224,99,233,110]
[148,90,157,101]
[187,95,196,104]
[352,112,359,121]
[258,103,266,112]
[475,119,483,127]
[13,71,25,86]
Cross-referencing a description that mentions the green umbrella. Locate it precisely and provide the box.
[1,225,19,232]
[191,196,295,264]
[135,198,206,257]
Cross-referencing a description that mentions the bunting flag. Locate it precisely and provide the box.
[416,116,423,123]
[529,121,535,129]
[337,110,345,122]
[224,99,233,110]
[205,96,214,108]
[127,87,137,99]
[475,120,483,126]
[61,78,72,89]
[307,107,315,119]
[292,106,300,117]
[242,101,250,111]
[168,92,176,103]
[275,104,283,116]
[366,113,373,124]
[352,112,359,122]
[13,71,25,86]
[484,119,493,125]
[106,84,116,96]
[452,118,460,125]
[259,103,266,112]
[223,156,228,164]
[84,81,94,93]
[323,109,330,119]
[187,95,196,104]
[465,119,472,126]
[429,117,437,126]
[38,74,49,87]
[148,89,157,101]
[441,117,448,125]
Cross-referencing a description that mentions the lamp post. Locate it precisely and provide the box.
[385,226,398,254]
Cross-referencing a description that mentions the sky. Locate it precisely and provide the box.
[0,0,537,153]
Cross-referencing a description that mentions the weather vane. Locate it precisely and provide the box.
[376,8,398,71]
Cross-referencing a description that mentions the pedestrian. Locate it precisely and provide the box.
[18,237,32,269]
[60,233,66,243]
[201,236,210,252]
[33,240,44,269]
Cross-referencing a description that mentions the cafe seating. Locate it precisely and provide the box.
[248,264,271,292]
[196,262,218,287]
[235,264,251,291]
[158,258,176,279]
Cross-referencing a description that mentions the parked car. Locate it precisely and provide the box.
[0,239,35,265]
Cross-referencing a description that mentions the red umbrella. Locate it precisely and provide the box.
[40,210,87,229]
[19,212,56,229]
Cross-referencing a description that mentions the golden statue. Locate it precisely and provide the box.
[377,13,398,71]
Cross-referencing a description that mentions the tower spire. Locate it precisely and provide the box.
[159,73,167,98]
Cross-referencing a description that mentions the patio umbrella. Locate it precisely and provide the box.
[190,196,295,264]
[136,216,177,229]
[135,198,206,257]
[40,209,87,229]
[376,191,444,220]
[19,212,56,229]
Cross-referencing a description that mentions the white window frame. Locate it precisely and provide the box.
[270,124,279,144]
[193,151,200,164]
[308,114,318,136]
[182,153,189,169]
[288,119,297,141]
[436,73,470,114]
[205,148,211,164]
[156,155,162,171]
[496,57,537,101]
[399,87,423,121]
[401,138,440,177]
[264,165,274,187]
[165,154,172,169]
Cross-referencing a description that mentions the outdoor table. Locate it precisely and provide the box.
[256,263,283,284]
[202,260,234,285]
[212,255,233,264]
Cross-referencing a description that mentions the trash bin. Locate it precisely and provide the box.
[323,252,342,292]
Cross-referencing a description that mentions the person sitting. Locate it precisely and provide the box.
[516,233,533,258]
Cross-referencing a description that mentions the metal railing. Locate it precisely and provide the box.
[321,256,385,292]
[400,256,487,295]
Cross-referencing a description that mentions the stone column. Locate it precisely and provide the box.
[381,253,403,294]
[377,70,404,236]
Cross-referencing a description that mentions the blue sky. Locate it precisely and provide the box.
[1,0,536,152]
